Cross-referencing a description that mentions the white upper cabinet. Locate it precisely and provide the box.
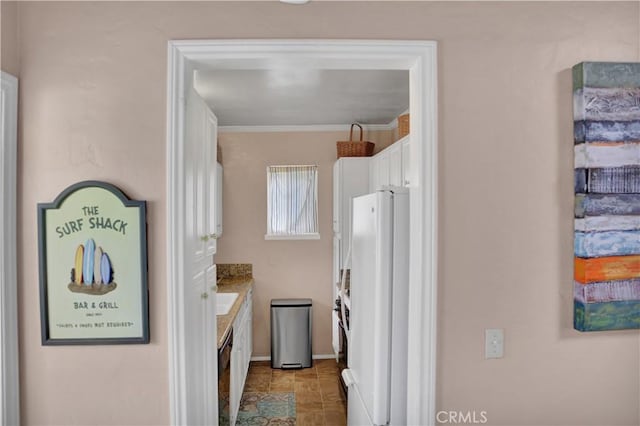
[333,158,370,244]
[215,162,223,238]
[388,142,402,187]
[204,109,218,258]
[369,134,410,192]
[332,157,370,358]
[185,93,206,270]
[185,93,218,271]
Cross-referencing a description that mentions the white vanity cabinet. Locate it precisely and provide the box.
[229,289,253,426]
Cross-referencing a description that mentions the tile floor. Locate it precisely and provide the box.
[243,359,347,426]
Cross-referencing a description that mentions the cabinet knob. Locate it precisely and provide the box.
[200,235,209,242]
[201,292,209,300]
[209,233,218,240]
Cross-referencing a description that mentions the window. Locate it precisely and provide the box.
[266,165,319,240]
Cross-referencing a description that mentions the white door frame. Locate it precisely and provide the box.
[166,40,438,425]
[0,71,20,426]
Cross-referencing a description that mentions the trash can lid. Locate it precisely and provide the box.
[271,298,312,307]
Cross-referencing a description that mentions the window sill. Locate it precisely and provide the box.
[264,233,320,241]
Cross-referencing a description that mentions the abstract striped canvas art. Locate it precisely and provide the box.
[573,62,640,331]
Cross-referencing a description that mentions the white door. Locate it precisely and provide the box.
[183,88,218,425]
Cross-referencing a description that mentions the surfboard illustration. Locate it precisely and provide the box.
[94,246,103,285]
[83,239,95,285]
[101,253,112,285]
[74,245,84,284]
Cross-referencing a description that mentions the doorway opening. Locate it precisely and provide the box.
[166,39,438,425]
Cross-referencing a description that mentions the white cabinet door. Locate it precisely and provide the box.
[229,291,253,426]
[184,268,217,425]
[333,158,369,274]
[333,161,340,235]
[245,289,253,364]
[185,94,207,271]
[229,323,244,426]
[388,143,402,187]
[369,155,379,193]
[183,90,218,425]
[378,151,390,189]
[186,97,219,267]
[204,265,218,420]
[204,109,218,257]
[370,136,409,191]
[215,162,223,238]
[401,136,410,187]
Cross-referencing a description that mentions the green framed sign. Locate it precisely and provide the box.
[38,181,149,345]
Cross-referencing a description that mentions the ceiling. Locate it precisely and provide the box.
[193,69,409,127]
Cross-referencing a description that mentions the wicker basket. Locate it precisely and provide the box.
[336,124,375,158]
[398,113,410,138]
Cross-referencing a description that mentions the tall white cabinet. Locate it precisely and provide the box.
[183,91,219,425]
[332,158,370,356]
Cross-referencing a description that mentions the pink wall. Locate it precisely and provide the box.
[215,130,394,357]
[11,1,640,425]
[1,0,19,75]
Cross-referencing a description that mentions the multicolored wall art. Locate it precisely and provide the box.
[574,62,640,331]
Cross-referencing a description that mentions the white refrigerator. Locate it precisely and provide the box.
[341,187,410,426]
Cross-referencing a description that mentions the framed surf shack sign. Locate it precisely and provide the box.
[38,181,149,345]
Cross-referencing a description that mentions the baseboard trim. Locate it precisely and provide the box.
[312,354,338,360]
[250,354,337,362]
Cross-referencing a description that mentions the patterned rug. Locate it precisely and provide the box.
[219,392,296,425]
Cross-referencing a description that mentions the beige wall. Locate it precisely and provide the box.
[1,0,19,75]
[216,130,394,357]
[13,1,640,425]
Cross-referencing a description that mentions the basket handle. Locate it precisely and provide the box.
[349,123,363,142]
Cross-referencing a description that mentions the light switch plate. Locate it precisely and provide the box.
[485,328,504,359]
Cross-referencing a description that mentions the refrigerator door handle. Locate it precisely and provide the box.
[341,369,355,387]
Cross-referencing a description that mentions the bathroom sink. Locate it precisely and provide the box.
[216,292,239,316]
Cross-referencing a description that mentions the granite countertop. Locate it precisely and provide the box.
[217,275,254,349]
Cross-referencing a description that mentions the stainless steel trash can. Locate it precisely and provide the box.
[271,298,312,369]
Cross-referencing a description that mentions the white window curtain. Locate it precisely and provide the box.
[266,165,319,239]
